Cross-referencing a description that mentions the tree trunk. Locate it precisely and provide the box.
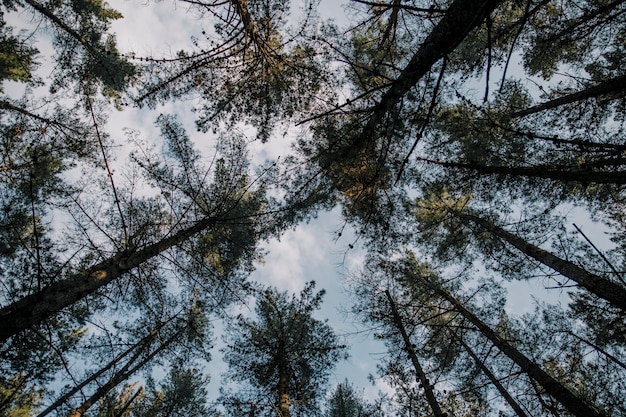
[409,272,606,417]
[277,372,291,417]
[0,100,81,134]
[67,328,181,417]
[230,0,275,63]
[113,385,143,417]
[35,318,175,417]
[355,0,503,148]
[0,214,222,342]
[566,331,626,370]
[384,290,445,417]
[22,0,103,59]
[418,157,626,184]
[454,210,626,311]
[458,338,529,417]
[511,74,626,118]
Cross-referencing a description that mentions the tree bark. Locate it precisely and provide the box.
[0,214,222,342]
[409,273,606,417]
[455,210,626,311]
[230,0,275,64]
[277,372,291,417]
[384,290,445,417]
[511,74,626,118]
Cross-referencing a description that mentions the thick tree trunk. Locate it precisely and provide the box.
[419,157,626,184]
[384,290,445,417]
[455,210,626,311]
[230,0,275,63]
[511,74,626,118]
[0,214,221,342]
[458,338,529,417]
[355,0,503,148]
[410,274,606,417]
[277,372,291,417]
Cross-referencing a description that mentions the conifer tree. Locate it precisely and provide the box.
[221,282,346,417]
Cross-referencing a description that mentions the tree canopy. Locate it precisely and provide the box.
[221,282,346,417]
[1,0,625,416]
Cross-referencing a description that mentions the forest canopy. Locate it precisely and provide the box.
[1,0,625,416]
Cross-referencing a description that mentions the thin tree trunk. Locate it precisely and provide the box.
[418,157,626,184]
[454,210,626,311]
[35,319,174,417]
[511,74,626,118]
[0,100,81,134]
[113,385,143,417]
[384,290,445,417]
[22,0,100,55]
[22,0,126,89]
[458,338,529,417]
[409,273,606,417]
[67,328,181,417]
[566,331,626,370]
[0,214,222,342]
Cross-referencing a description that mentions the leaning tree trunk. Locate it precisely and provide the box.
[457,338,529,417]
[407,271,606,417]
[35,320,170,417]
[0,213,225,342]
[230,0,275,63]
[511,73,626,118]
[453,210,626,312]
[67,326,183,417]
[566,331,626,370]
[354,0,503,148]
[384,290,446,417]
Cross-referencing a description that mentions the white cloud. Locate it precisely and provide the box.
[254,220,327,293]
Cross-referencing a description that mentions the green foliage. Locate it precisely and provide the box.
[130,367,212,417]
[0,97,95,258]
[133,114,268,297]
[3,0,626,416]
[325,380,385,417]
[522,1,626,79]
[0,15,38,89]
[0,374,43,417]
[0,0,134,95]
[222,282,347,417]
[135,0,329,142]
[570,293,626,346]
